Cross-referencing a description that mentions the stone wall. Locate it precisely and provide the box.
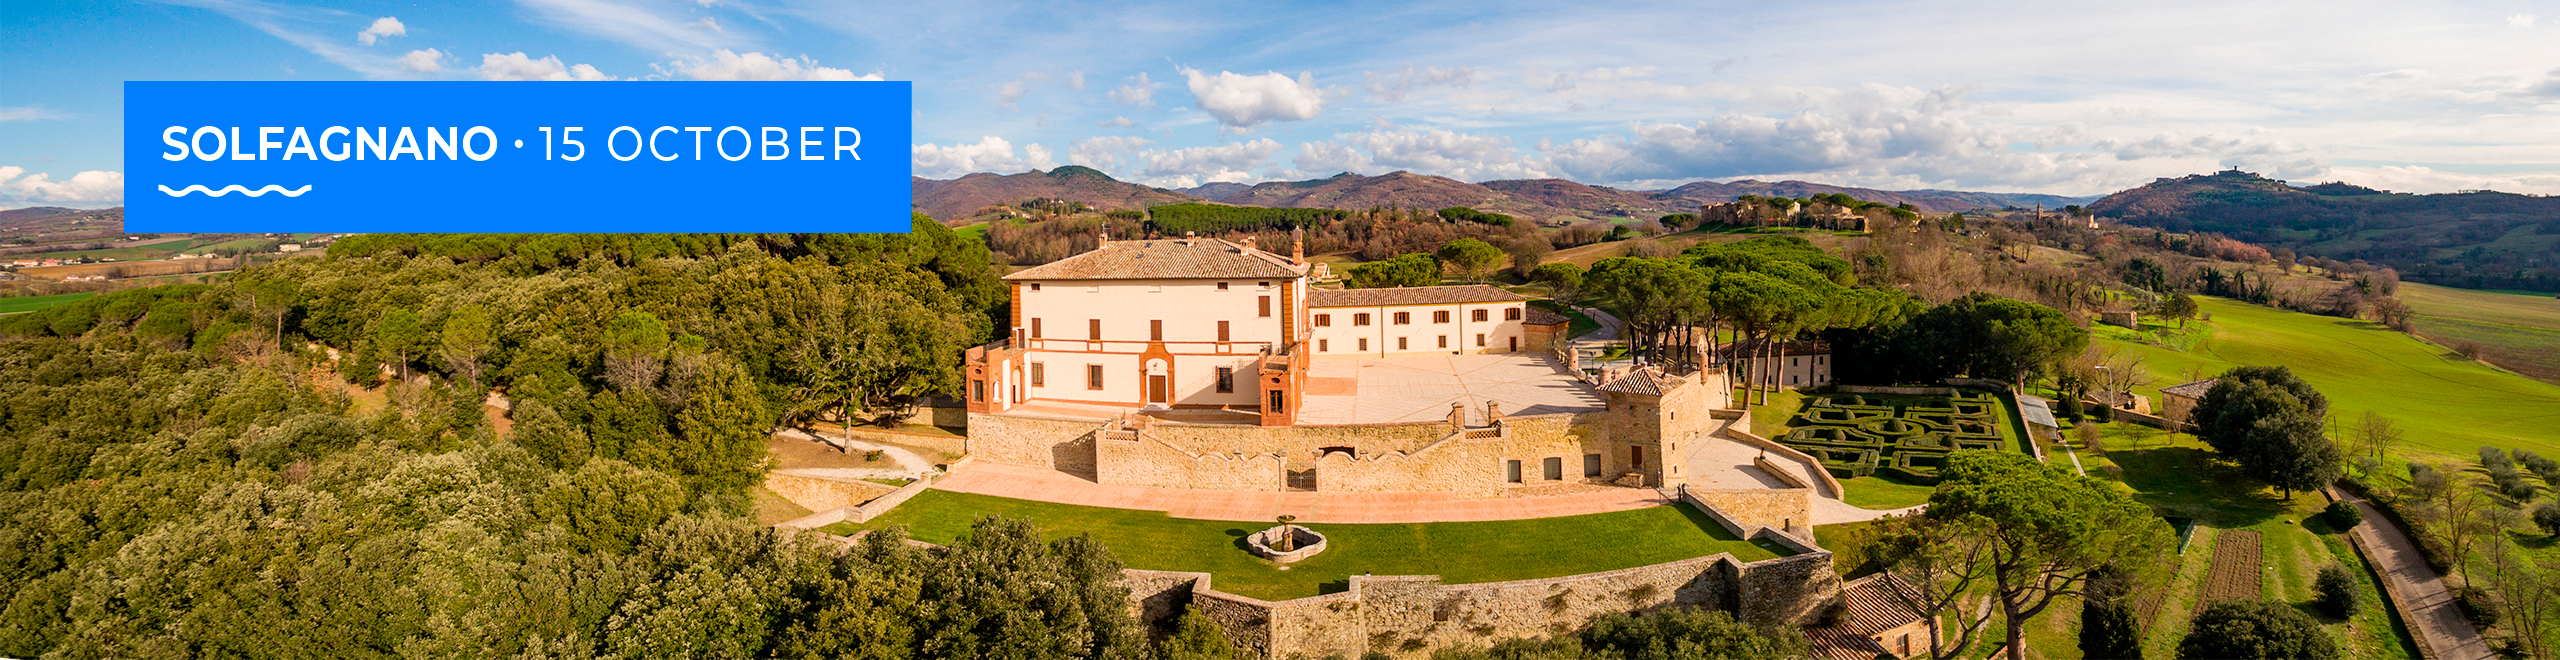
[1717,426,1845,499]
[842,426,970,461]
[846,475,937,523]
[1832,384,1956,396]
[964,412,1104,473]
[1682,487,1814,538]
[1752,454,1812,489]
[765,470,899,513]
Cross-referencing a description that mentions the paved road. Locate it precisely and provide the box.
[1576,306,1624,341]
[2333,486,2493,660]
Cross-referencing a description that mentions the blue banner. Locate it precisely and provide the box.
[124,81,912,233]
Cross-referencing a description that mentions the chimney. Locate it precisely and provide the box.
[1097,221,1110,248]
[1242,235,1257,252]
[1449,402,1466,430]
[1291,226,1306,265]
[1486,401,1504,423]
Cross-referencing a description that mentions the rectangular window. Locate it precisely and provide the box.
[1354,313,1371,326]
[1543,457,1563,481]
[1089,319,1102,340]
[1030,283,1042,291]
[1476,333,1486,347]
[1217,321,1230,342]
[1631,446,1644,469]
[1358,338,1369,351]
[1434,310,1450,323]
[1791,357,1799,366]
[1087,364,1103,390]
[1437,335,1448,349]
[1397,337,1409,350]
[972,380,985,402]
[1394,312,1410,325]
[1151,320,1164,342]
[1584,454,1603,477]
[1216,367,1235,393]
[1473,309,1488,322]
[1031,318,1043,338]
[1030,362,1045,387]
[1506,460,1523,484]
[1505,307,1522,320]
[1258,296,1271,317]
[1319,339,1330,352]
[1217,282,1229,290]
[1315,313,1331,327]
[1267,389,1285,413]
[1149,284,1163,293]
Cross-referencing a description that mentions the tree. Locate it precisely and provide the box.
[604,311,671,392]
[2156,294,2199,329]
[1347,253,1442,289]
[2178,600,2339,660]
[2314,564,2361,618]
[373,308,430,381]
[1156,608,1241,660]
[673,356,771,493]
[2350,413,2402,479]
[1437,238,1505,283]
[1884,450,2174,660]
[1575,606,1808,660]
[438,304,496,388]
[2079,566,2143,660]
[1876,514,1997,660]
[2536,501,2560,537]
[2120,258,2169,293]
[1502,237,1554,280]
[2190,367,2341,499]
[1529,263,1586,302]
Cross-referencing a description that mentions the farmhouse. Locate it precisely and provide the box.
[2161,378,2219,422]
[1712,339,1835,389]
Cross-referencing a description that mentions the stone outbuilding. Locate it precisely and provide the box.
[2160,378,2219,424]
[1808,573,1936,660]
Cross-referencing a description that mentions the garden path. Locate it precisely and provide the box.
[2331,486,2493,660]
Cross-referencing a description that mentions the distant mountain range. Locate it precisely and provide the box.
[2091,169,2560,292]
[911,167,2099,226]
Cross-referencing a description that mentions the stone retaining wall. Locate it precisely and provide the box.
[765,470,899,513]
[1753,455,1811,489]
[1717,425,1845,499]
[1831,384,1956,396]
[1681,487,1813,538]
[2095,404,2182,432]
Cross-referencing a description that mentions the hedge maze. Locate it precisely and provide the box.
[1777,391,2010,484]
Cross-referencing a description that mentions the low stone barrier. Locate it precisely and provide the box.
[769,471,940,529]
[845,474,938,524]
[2095,404,2182,432]
[1753,454,1812,489]
[1716,425,1845,499]
[766,470,898,513]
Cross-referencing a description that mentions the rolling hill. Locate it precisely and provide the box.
[910,166,1199,222]
[915,167,2102,227]
[2091,169,2560,292]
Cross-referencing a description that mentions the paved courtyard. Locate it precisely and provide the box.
[1299,353,1604,425]
[933,461,1670,523]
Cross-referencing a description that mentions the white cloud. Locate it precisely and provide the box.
[1364,65,1473,102]
[398,48,445,73]
[1292,141,1372,177]
[1098,116,1135,127]
[1068,136,1155,173]
[2508,14,2537,28]
[1180,68,1325,127]
[913,136,1055,178]
[0,107,68,122]
[1069,70,1085,90]
[477,52,615,81]
[1339,129,1550,181]
[661,50,877,81]
[512,0,734,52]
[996,71,1052,109]
[0,167,124,206]
[356,16,404,45]
[1132,138,1285,188]
[1110,72,1158,107]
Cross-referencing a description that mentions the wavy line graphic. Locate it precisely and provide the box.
[158,184,313,198]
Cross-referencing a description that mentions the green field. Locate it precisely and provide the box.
[2402,282,2560,329]
[0,292,96,314]
[819,489,1787,600]
[2094,297,2560,460]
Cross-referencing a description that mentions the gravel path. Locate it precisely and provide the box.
[2332,486,2493,660]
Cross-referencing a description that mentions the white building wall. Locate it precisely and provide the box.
[1307,301,1529,358]
[1013,276,1304,408]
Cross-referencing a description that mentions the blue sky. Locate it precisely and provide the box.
[5,0,2560,209]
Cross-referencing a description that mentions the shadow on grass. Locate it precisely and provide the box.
[2106,443,2295,528]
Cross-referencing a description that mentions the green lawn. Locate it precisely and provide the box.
[1837,474,1935,510]
[0,292,96,314]
[819,489,1787,600]
[2093,296,2560,460]
[2402,282,2560,330]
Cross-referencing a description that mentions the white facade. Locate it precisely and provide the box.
[1012,277,1304,408]
[1306,301,1532,358]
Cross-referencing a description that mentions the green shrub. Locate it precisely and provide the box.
[2322,500,2361,529]
[2535,501,2560,537]
[2314,564,2361,619]
[2178,600,2340,660]
[2457,585,2501,627]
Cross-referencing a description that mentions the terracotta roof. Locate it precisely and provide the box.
[1304,284,1527,308]
[1002,238,1304,281]
[1597,368,1684,396]
[2162,378,2220,399]
[1523,308,1571,326]
[1807,574,1932,660]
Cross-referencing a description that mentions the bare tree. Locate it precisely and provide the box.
[2355,412,2403,478]
[2483,539,2560,660]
